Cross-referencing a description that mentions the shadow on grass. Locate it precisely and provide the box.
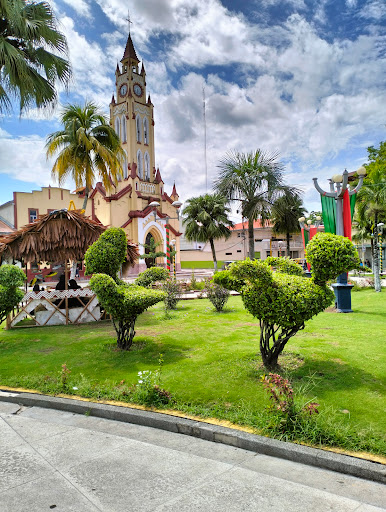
[290,358,384,396]
[100,335,192,366]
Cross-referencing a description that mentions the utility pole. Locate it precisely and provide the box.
[203,86,208,192]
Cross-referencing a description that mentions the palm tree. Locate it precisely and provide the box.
[215,150,297,259]
[271,193,307,257]
[182,193,232,271]
[0,0,71,114]
[46,102,124,210]
[356,169,386,292]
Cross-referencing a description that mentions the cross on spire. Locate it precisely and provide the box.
[126,9,132,34]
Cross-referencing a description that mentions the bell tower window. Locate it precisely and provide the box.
[144,152,150,182]
[114,117,120,139]
[123,150,128,179]
[136,114,142,143]
[121,115,127,142]
[137,149,143,179]
[143,117,149,144]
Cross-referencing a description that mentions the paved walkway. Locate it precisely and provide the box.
[1,400,385,512]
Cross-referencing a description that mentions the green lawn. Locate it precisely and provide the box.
[0,289,385,453]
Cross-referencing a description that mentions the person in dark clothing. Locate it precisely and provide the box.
[32,283,41,292]
[55,274,66,290]
[69,279,81,290]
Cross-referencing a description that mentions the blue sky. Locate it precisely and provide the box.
[0,0,385,219]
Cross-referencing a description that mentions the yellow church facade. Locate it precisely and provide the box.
[5,34,181,277]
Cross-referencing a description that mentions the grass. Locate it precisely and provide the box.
[0,289,385,455]
[181,261,223,269]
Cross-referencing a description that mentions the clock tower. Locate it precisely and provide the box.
[87,33,181,275]
[110,33,155,182]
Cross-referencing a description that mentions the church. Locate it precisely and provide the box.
[0,33,181,278]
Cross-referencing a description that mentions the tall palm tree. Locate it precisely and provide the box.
[356,169,386,292]
[182,193,232,271]
[46,102,124,210]
[271,193,307,257]
[0,0,71,114]
[215,150,297,259]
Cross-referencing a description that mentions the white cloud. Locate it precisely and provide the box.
[61,0,92,19]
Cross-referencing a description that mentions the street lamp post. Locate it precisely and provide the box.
[312,167,366,312]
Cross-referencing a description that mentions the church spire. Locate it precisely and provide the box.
[121,33,139,63]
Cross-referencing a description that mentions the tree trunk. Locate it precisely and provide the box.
[112,317,137,350]
[373,213,381,292]
[286,231,291,258]
[82,187,89,211]
[259,319,304,369]
[209,238,217,271]
[248,217,255,259]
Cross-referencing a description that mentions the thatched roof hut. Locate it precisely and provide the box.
[0,209,138,266]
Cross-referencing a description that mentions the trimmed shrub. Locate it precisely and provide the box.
[162,278,181,311]
[306,232,360,285]
[213,257,335,368]
[0,265,26,325]
[90,274,165,350]
[204,280,230,312]
[85,227,127,281]
[265,256,304,276]
[135,267,170,288]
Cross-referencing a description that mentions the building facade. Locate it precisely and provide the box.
[180,220,307,267]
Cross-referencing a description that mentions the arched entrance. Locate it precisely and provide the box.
[144,229,164,268]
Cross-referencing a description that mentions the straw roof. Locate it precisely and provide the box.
[0,209,106,264]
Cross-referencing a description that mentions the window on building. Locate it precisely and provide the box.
[137,150,143,179]
[143,117,149,144]
[123,150,128,179]
[114,117,120,139]
[121,115,127,142]
[255,239,262,242]
[237,250,241,253]
[144,152,150,181]
[225,252,232,255]
[136,115,142,143]
[29,209,38,223]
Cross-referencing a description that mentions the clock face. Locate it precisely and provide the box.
[134,84,143,97]
[119,84,127,97]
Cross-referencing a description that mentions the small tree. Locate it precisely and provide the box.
[90,274,165,350]
[204,280,230,312]
[85,227,127,281]
[139,236,165,267]
[214,234,360,368]
[86,228,165,348]
[0,265,26,325]
[135,267,170,288]
[182,193,232,271]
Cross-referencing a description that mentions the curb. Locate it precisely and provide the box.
[0,390,385,484]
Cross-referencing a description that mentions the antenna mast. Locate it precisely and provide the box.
[203,86,208,192]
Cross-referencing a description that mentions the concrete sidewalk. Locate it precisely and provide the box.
[0,392,385,511]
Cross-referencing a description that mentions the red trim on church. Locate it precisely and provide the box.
[165,224,182,237]
[89,182,107,199]
[105,184,132,202]
[162,192,173,204]
[128,206,168,219]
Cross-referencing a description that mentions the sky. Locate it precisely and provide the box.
[0,0,385,221]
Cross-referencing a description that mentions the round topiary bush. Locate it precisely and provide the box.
[135,267,170,288]
[85,227,127,281]
[306,232,360,285]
